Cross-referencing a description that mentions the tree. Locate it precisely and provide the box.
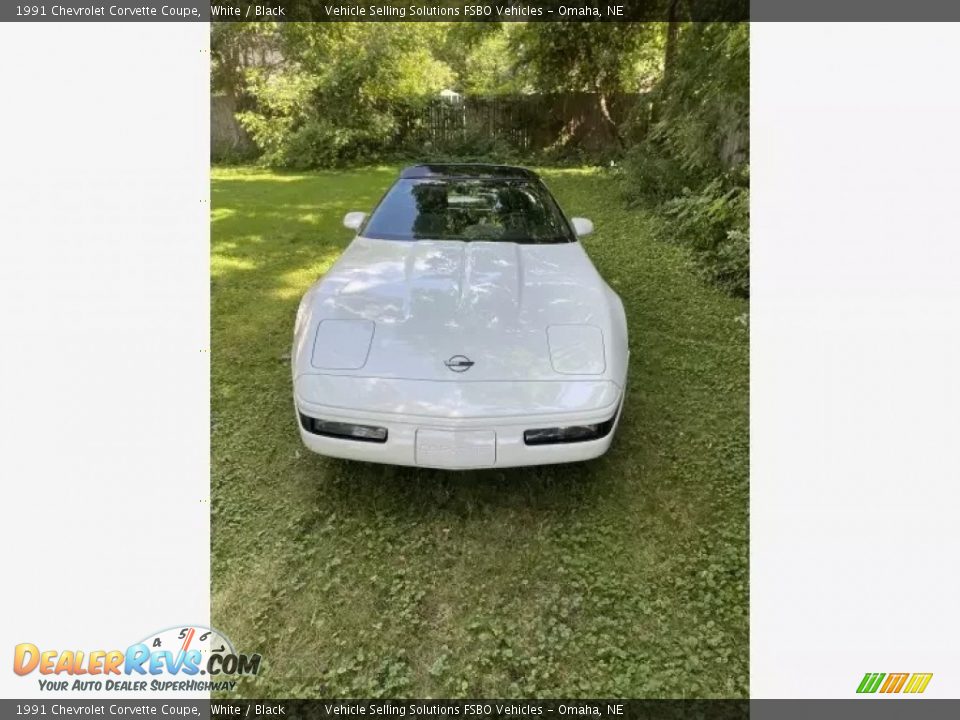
[653,22,749,175]
[436,22,526,95]
[662,5,681,94]
[233,23,456,167]
[624,23,750,296]
[211,22,280,103]
[512,23,655,148]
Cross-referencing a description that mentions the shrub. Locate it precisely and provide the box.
[620,23,749,297]
[282,114,402,169]
[415,128,518,164]
[621,140,689,204]
[660,168,749,297]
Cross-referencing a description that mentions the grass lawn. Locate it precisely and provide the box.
[211,165,749,698]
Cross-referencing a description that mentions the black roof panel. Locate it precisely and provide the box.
[400,164,539,180]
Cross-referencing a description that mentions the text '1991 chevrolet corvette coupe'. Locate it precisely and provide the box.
[292,164,628,469]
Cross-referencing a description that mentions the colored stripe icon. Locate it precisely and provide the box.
[857,672,933,694]
[904,673,934,694]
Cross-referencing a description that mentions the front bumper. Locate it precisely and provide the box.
[293,378,624,470]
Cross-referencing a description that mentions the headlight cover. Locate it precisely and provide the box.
[311,319,375,369]
[547,325,605,374]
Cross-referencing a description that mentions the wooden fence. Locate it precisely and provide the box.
[407,93,650,152]
[212,92,651,161]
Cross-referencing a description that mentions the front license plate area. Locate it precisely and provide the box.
[415,429,496,469]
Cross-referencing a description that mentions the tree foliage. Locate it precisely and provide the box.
[210,21,749,296]
[435,22,525,95]
[513,23,658,95]
[624,23,750,296]
[211,22,667,166]
[224,23,455,167]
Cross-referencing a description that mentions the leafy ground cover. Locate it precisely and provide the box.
[211,166,748,698]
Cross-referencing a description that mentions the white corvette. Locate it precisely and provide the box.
[292,164,628,469]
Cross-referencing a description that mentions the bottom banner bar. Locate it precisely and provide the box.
[2,699,959,720]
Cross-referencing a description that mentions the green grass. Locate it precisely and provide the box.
[211,165,749,698]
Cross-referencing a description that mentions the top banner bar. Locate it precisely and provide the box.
[3,0,746,22]
[5,0,960,26]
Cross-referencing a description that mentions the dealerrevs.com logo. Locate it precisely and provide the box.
[856,672,933,695]
[13,625,261,693]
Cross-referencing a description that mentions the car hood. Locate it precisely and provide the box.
[294,237,617,382]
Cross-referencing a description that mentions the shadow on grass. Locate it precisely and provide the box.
[305,447,628,522]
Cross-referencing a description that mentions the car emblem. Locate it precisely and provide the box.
[444,355,475,373]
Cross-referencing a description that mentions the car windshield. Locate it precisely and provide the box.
[361,178,575,243]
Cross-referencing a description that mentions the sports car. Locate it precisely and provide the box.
[292,164,628,469]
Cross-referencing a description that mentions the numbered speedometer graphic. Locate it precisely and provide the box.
[135,624,259,676]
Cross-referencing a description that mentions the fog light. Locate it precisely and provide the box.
[523,411,618,446]
[299,414,388,443]
[524,425,600,445]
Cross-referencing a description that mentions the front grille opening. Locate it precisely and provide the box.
[299,413,388,443]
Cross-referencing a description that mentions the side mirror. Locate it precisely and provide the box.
[571,217,594,237]
[343,211,366,231]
